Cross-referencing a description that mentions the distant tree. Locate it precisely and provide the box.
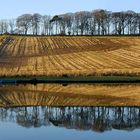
[112,11,128,35]
[42,15,51,35]
[32,13,42,35]
[58,13,73,35]
[16,14,32,34]
[90,11,97,35]
[1,9,139,35]
[125,11,136,34]
[0,20,8,34]
[50,15,62,35]
[9,19,16,34]
[75,11,91,35]
[94,10,102,35]
[105,11,112,35]
[136,13,140,34]
[63,13,73,35]
[93,9,109,35]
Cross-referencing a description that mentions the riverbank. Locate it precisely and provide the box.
[0,76,140,84]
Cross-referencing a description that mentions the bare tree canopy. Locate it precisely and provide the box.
[16,14,32,34]
[0,10,140,35]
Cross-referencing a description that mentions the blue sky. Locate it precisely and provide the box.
[0,0,139,19]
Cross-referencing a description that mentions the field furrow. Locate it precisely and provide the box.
[0,36,140,76]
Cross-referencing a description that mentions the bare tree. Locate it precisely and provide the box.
[42,15,51,35]
[32,13,42,35]
[136,13,140,34]
[50,15,62,35]
[58,13,73,35]
[0,20,9,34]
[74,11,91,35]
[16,14,32,34]
[112,11,128,35]
[63,13,73,35]
[0,9,139,35]
[9,19,16,34]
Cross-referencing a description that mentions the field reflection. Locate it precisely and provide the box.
[0,84,140,139]
[0,84,140,106]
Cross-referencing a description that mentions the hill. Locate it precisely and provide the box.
[0,35,140,77]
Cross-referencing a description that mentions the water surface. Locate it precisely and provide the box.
[0,106,140,140]
[0,83,140,106]
[0,83,140,140]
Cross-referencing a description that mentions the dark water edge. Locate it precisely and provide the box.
[1,76,140,84]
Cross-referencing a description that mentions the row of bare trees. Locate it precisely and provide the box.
[0,9,140,35]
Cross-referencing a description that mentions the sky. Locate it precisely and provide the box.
[0,0,140,19]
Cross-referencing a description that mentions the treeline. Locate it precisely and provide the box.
[0,9,140,35]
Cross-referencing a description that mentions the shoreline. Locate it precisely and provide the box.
[0,76,140,84]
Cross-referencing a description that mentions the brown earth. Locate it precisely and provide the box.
[0,35,140,76]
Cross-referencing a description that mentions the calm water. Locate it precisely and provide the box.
[0,84,140,140]
[0,106,140,140]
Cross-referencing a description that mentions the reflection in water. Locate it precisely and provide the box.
[0,106,140,132]
[0,84,140,139]
[0,84,140,106]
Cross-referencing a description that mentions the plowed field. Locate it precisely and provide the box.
[0,35,140,76]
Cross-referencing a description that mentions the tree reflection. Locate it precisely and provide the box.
[0,106,140,132]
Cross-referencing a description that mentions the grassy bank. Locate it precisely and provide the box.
[0,76,140,84]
